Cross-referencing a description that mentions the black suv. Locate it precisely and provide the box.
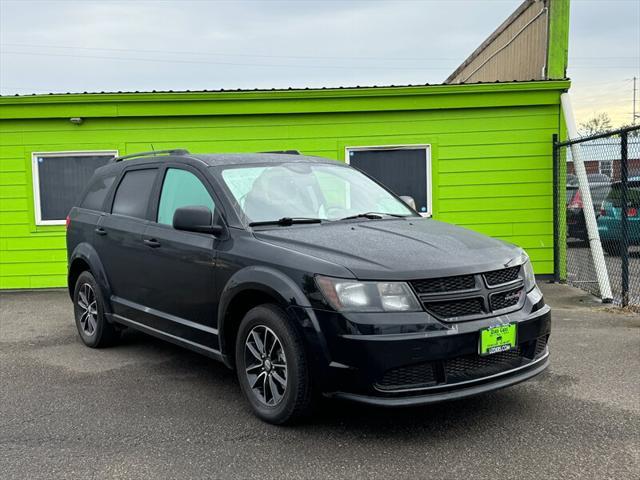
[66,149,551,424]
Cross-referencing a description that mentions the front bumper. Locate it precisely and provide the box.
[291,286,551,405]
[328,354,549,407]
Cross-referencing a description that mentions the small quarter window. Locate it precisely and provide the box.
[112,169,157,219]
[80,175,116,211]
[157,168,215,225]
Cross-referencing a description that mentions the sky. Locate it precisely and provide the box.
[0,0,639,127]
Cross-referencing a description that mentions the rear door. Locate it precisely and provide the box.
[138,165,219,348]
[93,166,159,312]
[67,173,117,259]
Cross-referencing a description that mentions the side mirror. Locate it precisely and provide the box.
[173,206,223,236]
[399,195,416,210]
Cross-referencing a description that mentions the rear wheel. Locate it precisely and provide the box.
[235,304,313,424]
[73,271,119,347]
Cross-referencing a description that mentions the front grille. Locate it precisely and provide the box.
[425,297,484,319]
[411,274,475,294]
[445,347,525,383]
[490,287,523,311]
[375,362,437,391]
[484,266,521,286]
[413,266,525,321]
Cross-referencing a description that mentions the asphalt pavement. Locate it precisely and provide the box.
[1,283,638,479]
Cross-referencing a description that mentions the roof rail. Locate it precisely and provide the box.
[112,149,190,163]
[260,150,301,155]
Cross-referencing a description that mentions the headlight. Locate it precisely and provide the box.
[315,276,422,312]
[522,256,536,292]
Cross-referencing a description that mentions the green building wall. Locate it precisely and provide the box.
[0,80,569,289]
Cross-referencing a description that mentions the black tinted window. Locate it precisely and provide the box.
[81,175,116,211]
[112,169,157,219]
[35,153,114,221]
[349,148,430,214]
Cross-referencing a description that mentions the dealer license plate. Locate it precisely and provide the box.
[479,323,517,356]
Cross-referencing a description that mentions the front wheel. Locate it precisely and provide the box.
[235,304,313,424]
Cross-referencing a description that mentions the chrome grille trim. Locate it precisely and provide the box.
[411,266,526,322]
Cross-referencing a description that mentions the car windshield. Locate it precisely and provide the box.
[218,162,416,224]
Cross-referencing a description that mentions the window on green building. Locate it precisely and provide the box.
[32,151,117,225]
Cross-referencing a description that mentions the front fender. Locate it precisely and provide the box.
[217,266,317,360]
[68,243,113,313]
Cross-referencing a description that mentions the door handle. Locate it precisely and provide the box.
[144,238,161,248]
[95,227,107,236]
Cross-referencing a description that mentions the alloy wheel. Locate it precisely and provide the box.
[244,325,288,406]
[77,283,98,336]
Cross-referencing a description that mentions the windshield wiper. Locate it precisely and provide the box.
[249,217,323,227]
[338,212,408,221]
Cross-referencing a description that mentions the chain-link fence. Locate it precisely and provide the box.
[554,125,640,307]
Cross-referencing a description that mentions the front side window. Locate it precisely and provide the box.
[219,162,415,224]
[32,151,117,224]
[157,168,215,225]
[112,169,157,219]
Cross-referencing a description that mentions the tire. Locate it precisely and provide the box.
[235,304,313,425]
[73,271,119,348]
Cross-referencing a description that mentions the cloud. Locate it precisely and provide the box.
[1,0,638,126]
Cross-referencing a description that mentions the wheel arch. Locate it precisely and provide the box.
[217,266,312,368]
[68,243,113,313]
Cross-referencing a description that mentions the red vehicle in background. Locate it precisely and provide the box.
[566,174,611,243]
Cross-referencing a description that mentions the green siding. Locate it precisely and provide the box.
[0,81,569,289]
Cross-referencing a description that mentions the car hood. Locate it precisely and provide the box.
[253,218,524,280]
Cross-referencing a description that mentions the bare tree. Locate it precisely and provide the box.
[579,113,613,136]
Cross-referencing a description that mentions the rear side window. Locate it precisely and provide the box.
[81,175,116,211]
[157,168,215,225]
[112,169,157,219]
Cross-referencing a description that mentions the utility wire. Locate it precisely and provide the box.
[2,43,637,62]
[2,51,629,70]
[0,50,455,70]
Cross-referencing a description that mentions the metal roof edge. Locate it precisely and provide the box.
[0,79,570,106]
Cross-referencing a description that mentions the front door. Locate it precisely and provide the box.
[348,146,431,215]
[139,166,219,350]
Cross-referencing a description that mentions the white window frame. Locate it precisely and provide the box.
[344,144,432,217]
[32,150,119,225]
[599,159,613,178]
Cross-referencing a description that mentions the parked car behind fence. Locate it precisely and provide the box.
[566,174,611,242]
[597,178,640,255]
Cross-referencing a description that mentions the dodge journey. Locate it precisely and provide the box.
[66,149,551,424]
